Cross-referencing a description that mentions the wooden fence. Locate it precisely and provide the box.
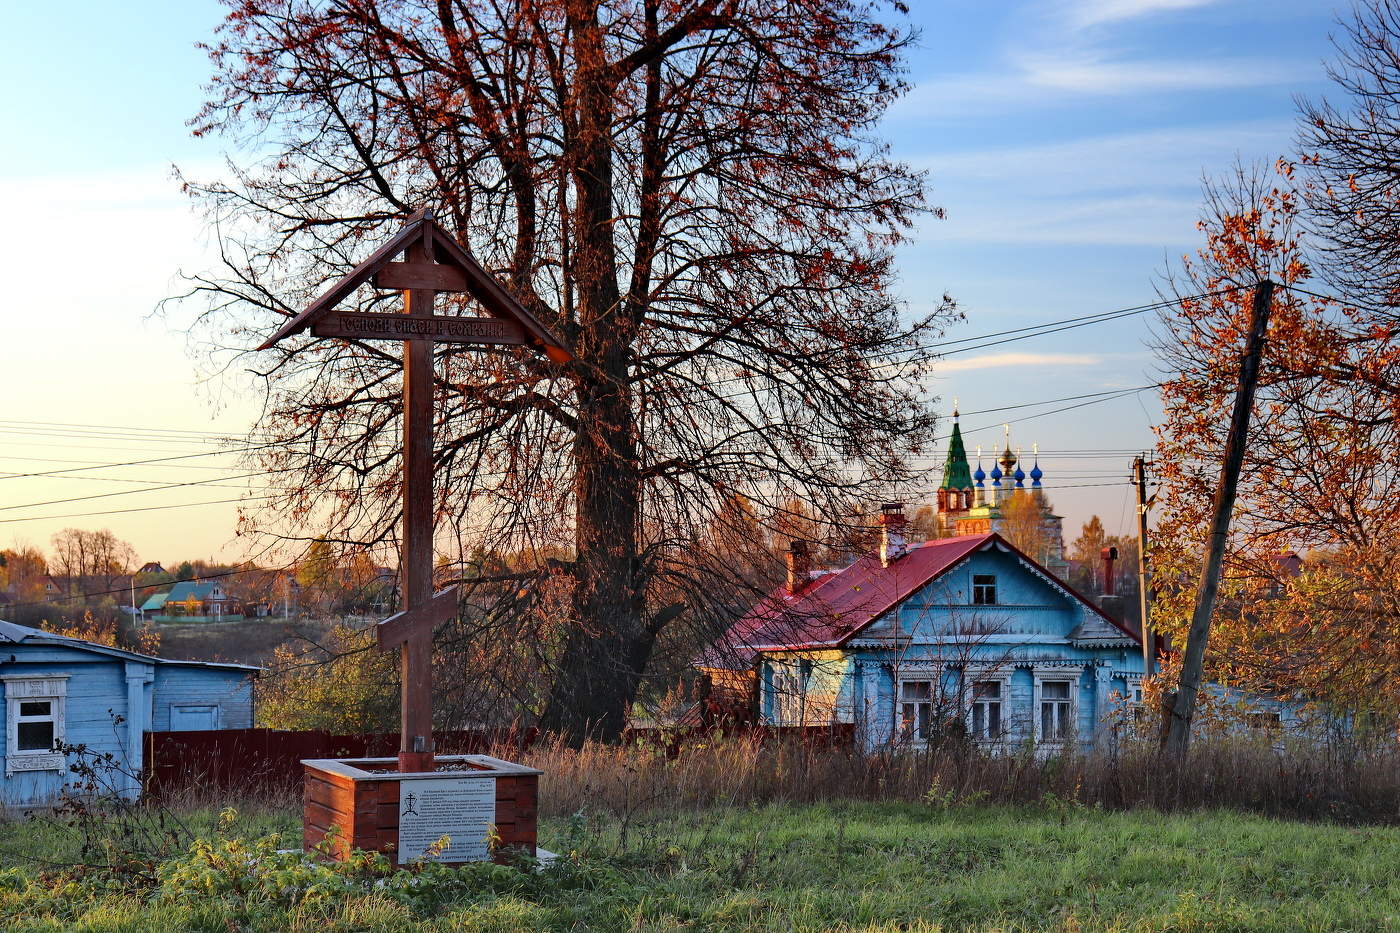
[143,723,853,795]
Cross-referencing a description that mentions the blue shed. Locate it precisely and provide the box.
[0,619,257,810]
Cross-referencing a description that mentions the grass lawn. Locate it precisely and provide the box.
[0,801,1396,931]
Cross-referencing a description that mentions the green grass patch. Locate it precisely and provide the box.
[0,801,1397,931]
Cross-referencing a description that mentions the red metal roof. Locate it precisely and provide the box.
[701,534,992,669]
[700,531,1139,670]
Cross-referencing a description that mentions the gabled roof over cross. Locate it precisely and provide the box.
[257,208,573,363]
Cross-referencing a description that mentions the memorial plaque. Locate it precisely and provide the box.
[396,776,497,862]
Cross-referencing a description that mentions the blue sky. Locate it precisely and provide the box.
[0,0,1340,560]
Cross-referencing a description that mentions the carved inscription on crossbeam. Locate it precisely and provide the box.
[312,312,526,345]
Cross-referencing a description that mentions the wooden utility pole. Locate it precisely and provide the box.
[1163,280,1274,758]
[1132,456,1153,677]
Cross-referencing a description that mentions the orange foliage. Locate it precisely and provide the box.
[1154,161,1400,718]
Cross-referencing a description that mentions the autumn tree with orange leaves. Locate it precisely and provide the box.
[1153,159,1400,722]
[171,0,954,742]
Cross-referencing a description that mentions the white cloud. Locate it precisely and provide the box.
[887,0,1292,121]
[936,352,1102,372]
[1062,0,1219,30]
[1015,52,1294,94]
[921,122,1287,191]
[907,122,1293,246]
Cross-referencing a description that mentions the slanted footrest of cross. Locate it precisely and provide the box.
[376,585,460,648]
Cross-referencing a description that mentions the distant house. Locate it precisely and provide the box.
[0,619,257,810]
[141,581,243,623]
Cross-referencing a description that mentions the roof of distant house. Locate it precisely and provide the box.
[700,532,1138,670]
[140,590,170,612]
[165,581,228,603]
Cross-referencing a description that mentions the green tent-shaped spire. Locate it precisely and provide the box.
[940,418,974,490]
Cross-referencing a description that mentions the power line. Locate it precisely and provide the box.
[0,418,261,439]
[0,444,281,481]
[0,495,275,525]
[956,385,1159,418]
[0,455,253,472]
[0,472,270,513]
[681,287,1241,399]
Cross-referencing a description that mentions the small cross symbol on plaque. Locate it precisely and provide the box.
[258,209,571,772]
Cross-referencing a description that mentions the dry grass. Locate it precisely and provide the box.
[517,731,1400,825]
[155,617,339,667]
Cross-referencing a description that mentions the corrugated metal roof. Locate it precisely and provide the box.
[166,581,222,602]
[140,590,171,611]
[701,534,992,669]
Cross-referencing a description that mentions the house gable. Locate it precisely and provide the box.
[853,538,1135,648]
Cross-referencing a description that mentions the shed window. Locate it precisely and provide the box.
[4,676,67,773]
[1040,680,1073,741]
[969,680,1003,740]
[972,574,997,605]
[171,705,219,731]
[16,700,56,751]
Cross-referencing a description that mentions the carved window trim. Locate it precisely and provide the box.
[3,675,69,776]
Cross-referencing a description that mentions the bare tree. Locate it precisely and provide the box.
[1300,0,1400,315]
[49,528,137,596]
[173,0,954,742]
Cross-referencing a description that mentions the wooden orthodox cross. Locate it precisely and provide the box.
[259,209,571,771]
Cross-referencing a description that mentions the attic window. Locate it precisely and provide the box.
[972,574,997,605]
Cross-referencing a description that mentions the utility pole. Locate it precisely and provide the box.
[1163,280,1274,758]
[1132,456,1152,677]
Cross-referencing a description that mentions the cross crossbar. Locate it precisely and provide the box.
[376,585,460,648]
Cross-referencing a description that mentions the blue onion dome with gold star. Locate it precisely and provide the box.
[973,446,986,488]
[1013,446,1026,488]
[1030,447,1044,488]
[989,460,1002,487]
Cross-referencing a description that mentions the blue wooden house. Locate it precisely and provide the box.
[703,516,1149,753]
[0,619,257,810]
[702,506,1325,751]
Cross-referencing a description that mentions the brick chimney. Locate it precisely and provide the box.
[786,539,811,594]
[1100,546,1118,596]
[1097,545,1125,622]
[879,502,908,567]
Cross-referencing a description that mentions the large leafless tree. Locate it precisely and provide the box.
[175,0,953,742]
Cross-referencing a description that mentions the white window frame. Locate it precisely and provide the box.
[770,663,805,726]
[962,668,1013,744]
[896,677,936,744]
[3,675,68,775]
[1122,674,1146,724]
[968,679,1006,741]
[971,573,998,606]
[1033,669,1080,744]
